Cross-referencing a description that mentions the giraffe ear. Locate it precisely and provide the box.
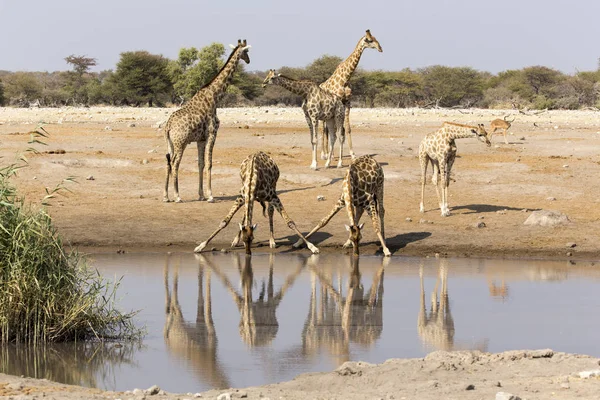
[358,223,365,230]
[251,223,258,231]
[366,29,372,39]
[229,44,236,49]
[345,224,351,232]
[239,222,244,230]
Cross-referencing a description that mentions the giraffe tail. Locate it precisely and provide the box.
[260,201,267,217]
[164,122,174,175]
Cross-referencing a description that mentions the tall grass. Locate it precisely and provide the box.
[0,127,140,343]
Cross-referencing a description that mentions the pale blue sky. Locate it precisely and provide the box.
[1,0,599,74]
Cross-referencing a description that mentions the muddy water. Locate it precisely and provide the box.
[2,253,599,393]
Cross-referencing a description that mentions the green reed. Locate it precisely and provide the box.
[0,126,141,343]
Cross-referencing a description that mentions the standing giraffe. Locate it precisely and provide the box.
[320,30,383,160]
[194,151,319,255]
[294,155,391,256]
[262,70,346,169]
[163,39,251,203]
[419,122,491,217]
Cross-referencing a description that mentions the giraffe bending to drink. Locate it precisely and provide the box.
[194,151,319,255]
[262,70,346,169]
[294,155,391,257]
[163,39,251,203]
[419,122,491,217]
[320,29,383,160]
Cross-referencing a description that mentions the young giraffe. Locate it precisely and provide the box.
[293,155,391,256]
[320,29,383,160]
[194,151,319,255]
[419,122,491,217]
[262,70,346,169]
[163,39,251,203]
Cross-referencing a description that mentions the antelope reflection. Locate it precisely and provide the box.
[203,253,304,347]
[418,259,488,352]
[164,254,230,389]
[303,256,386,365]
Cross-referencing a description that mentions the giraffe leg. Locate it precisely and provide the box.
[293,197,345,248]
[268,203,276,249]
[171,151,184,203]
[336,115,345,169]
[164,152,172,202]
[271,197,319,254]
[368,200,391,256]
[431,162,443,214]
[321,124,329,160]
[324,119,337,168]
[419,154,429,213]
[197,141,207,201]
[303,108,318,170]
[344,103,355,159]
[440,162,450,217]
[194,197,244,252]
[231,213,246,248]
[204,117,219,202]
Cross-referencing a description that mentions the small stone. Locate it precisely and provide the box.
[475,222,486,228]
[546,197,556,201]
[146,385,160,395]
[240,393,248,398]
[405,217,412,222]
[496,209,506,215]
[495,381,502,387]
[86,175,95,180]
[578,369,600,378]
[104,126,112,131]
[148,149,156,153]
[465,384,475,390]
[128,123,136,128]
[567,252,573,257]
[211,247,217,252]
[193,393,202,398]
[132,388,143,395]
[478,216,484,219]
[142,159,149,164]
[496,392,521,400]
[554,125,559,129]
[158,390,166,396]
[563,164,569,168]
[317,195,325,201]
[516,158,521,162]
[6,382,24,390]
[221,248,228,253]
[524,210,570,227]
[519,137,526,140]
[243,125,250,129]
[560,382,570,389]
[521,209,529,212]
[217,393,232,400]
[566,242,576,248]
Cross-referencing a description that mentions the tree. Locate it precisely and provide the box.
[304,55,343,83]
[113,51,172,106]
[3,72,43,106]
[420,65,485,107]
[0,79,5,106]
[64,55,97,76]
[62,54,97,105]
[169,43,225,102]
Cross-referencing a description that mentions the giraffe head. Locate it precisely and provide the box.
[473,123,491,147]
[261,69,276,88]
[362,29,383,53]
[239,222,257,255]
[230,39,251,64]
[345,223,365,256]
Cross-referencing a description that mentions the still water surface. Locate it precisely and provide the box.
[2,252,600,393]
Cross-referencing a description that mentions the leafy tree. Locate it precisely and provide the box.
[0,79,5,106]
[420,65,485,107]
[169,43,225,102]
[304,55,343,83]
[113,51,172,106]
[3,72,43,106]
[360,69,423,107]
[522,66,563,96]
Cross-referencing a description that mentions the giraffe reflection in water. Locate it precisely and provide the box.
[418,259,488,352]
[163,254,231,389]
[302,256,387,365]
[202,253,304,347]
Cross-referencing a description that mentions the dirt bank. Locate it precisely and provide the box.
[1,106,600,260]
[1,349,599,399]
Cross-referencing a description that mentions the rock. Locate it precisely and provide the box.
[217,393,232,400]
[405,217,412,222]
[317,195,325,201]
[419,219,433,224]
[566,242,576,248]
[132,388,143,395]
[567,252,573,257]
[104,125,112,131]
[6,382,24,390]
[128,123,136,128]
[563,164,569,168]
[578,370,600,378]
[496,209,506,215]
[546,196,556,201]
[86,175,95,180]
[221,248,228,253]
[475,222,486,228]
[142,159,149,165]
[519,137,526,140]
[496,392,521,400]
[560,382,570,389]
[465,384,475,390]
[239,392,248,398]
[193,393,202,398]
[146,385,160,395]
[148,149,156,153]
[524,210,570,226]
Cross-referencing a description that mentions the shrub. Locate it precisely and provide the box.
[0,130,140,343]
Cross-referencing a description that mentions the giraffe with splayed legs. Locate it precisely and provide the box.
[194,151,318,255]
[419,122,491,217]
[262,70,346,169]
[320,30,383,160]
[294,155,390,256]
[163,39,251,203]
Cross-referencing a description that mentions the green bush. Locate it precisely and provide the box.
[0,131,140,343]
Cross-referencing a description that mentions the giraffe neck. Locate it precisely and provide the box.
[194,47,243,104]
[343,170,357,224]
[243,155,257,228]
[444,124,476,141]
[320,38,366,98]
[272,75,315,97]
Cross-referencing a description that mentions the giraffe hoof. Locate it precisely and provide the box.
[206,197,215,203]
[269,240,277,249]
[310,163,317,170]
[175,198,183,203]
[308,243,320,254]
[383,248,392,257]
[163,197,171,203]
[194,242,207,253]
[336,163,343,169]
[292,239,303,248]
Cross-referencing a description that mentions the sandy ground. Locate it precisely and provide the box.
[1,106,600,259]
[2,106,600,398]
[1,349,600,399]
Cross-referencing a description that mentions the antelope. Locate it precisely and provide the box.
[489,116,516,144]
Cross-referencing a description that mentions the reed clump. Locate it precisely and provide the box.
[0,129,140,343]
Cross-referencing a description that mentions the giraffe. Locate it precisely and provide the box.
[293,155,391,256]
[194,151,319,255]
[201,253,304,347]
[163,39,251,203]
[419,122,491,217]
[262,70,346,169]
[320,29,384,160]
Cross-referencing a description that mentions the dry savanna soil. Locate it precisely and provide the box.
[1,106,600,259]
